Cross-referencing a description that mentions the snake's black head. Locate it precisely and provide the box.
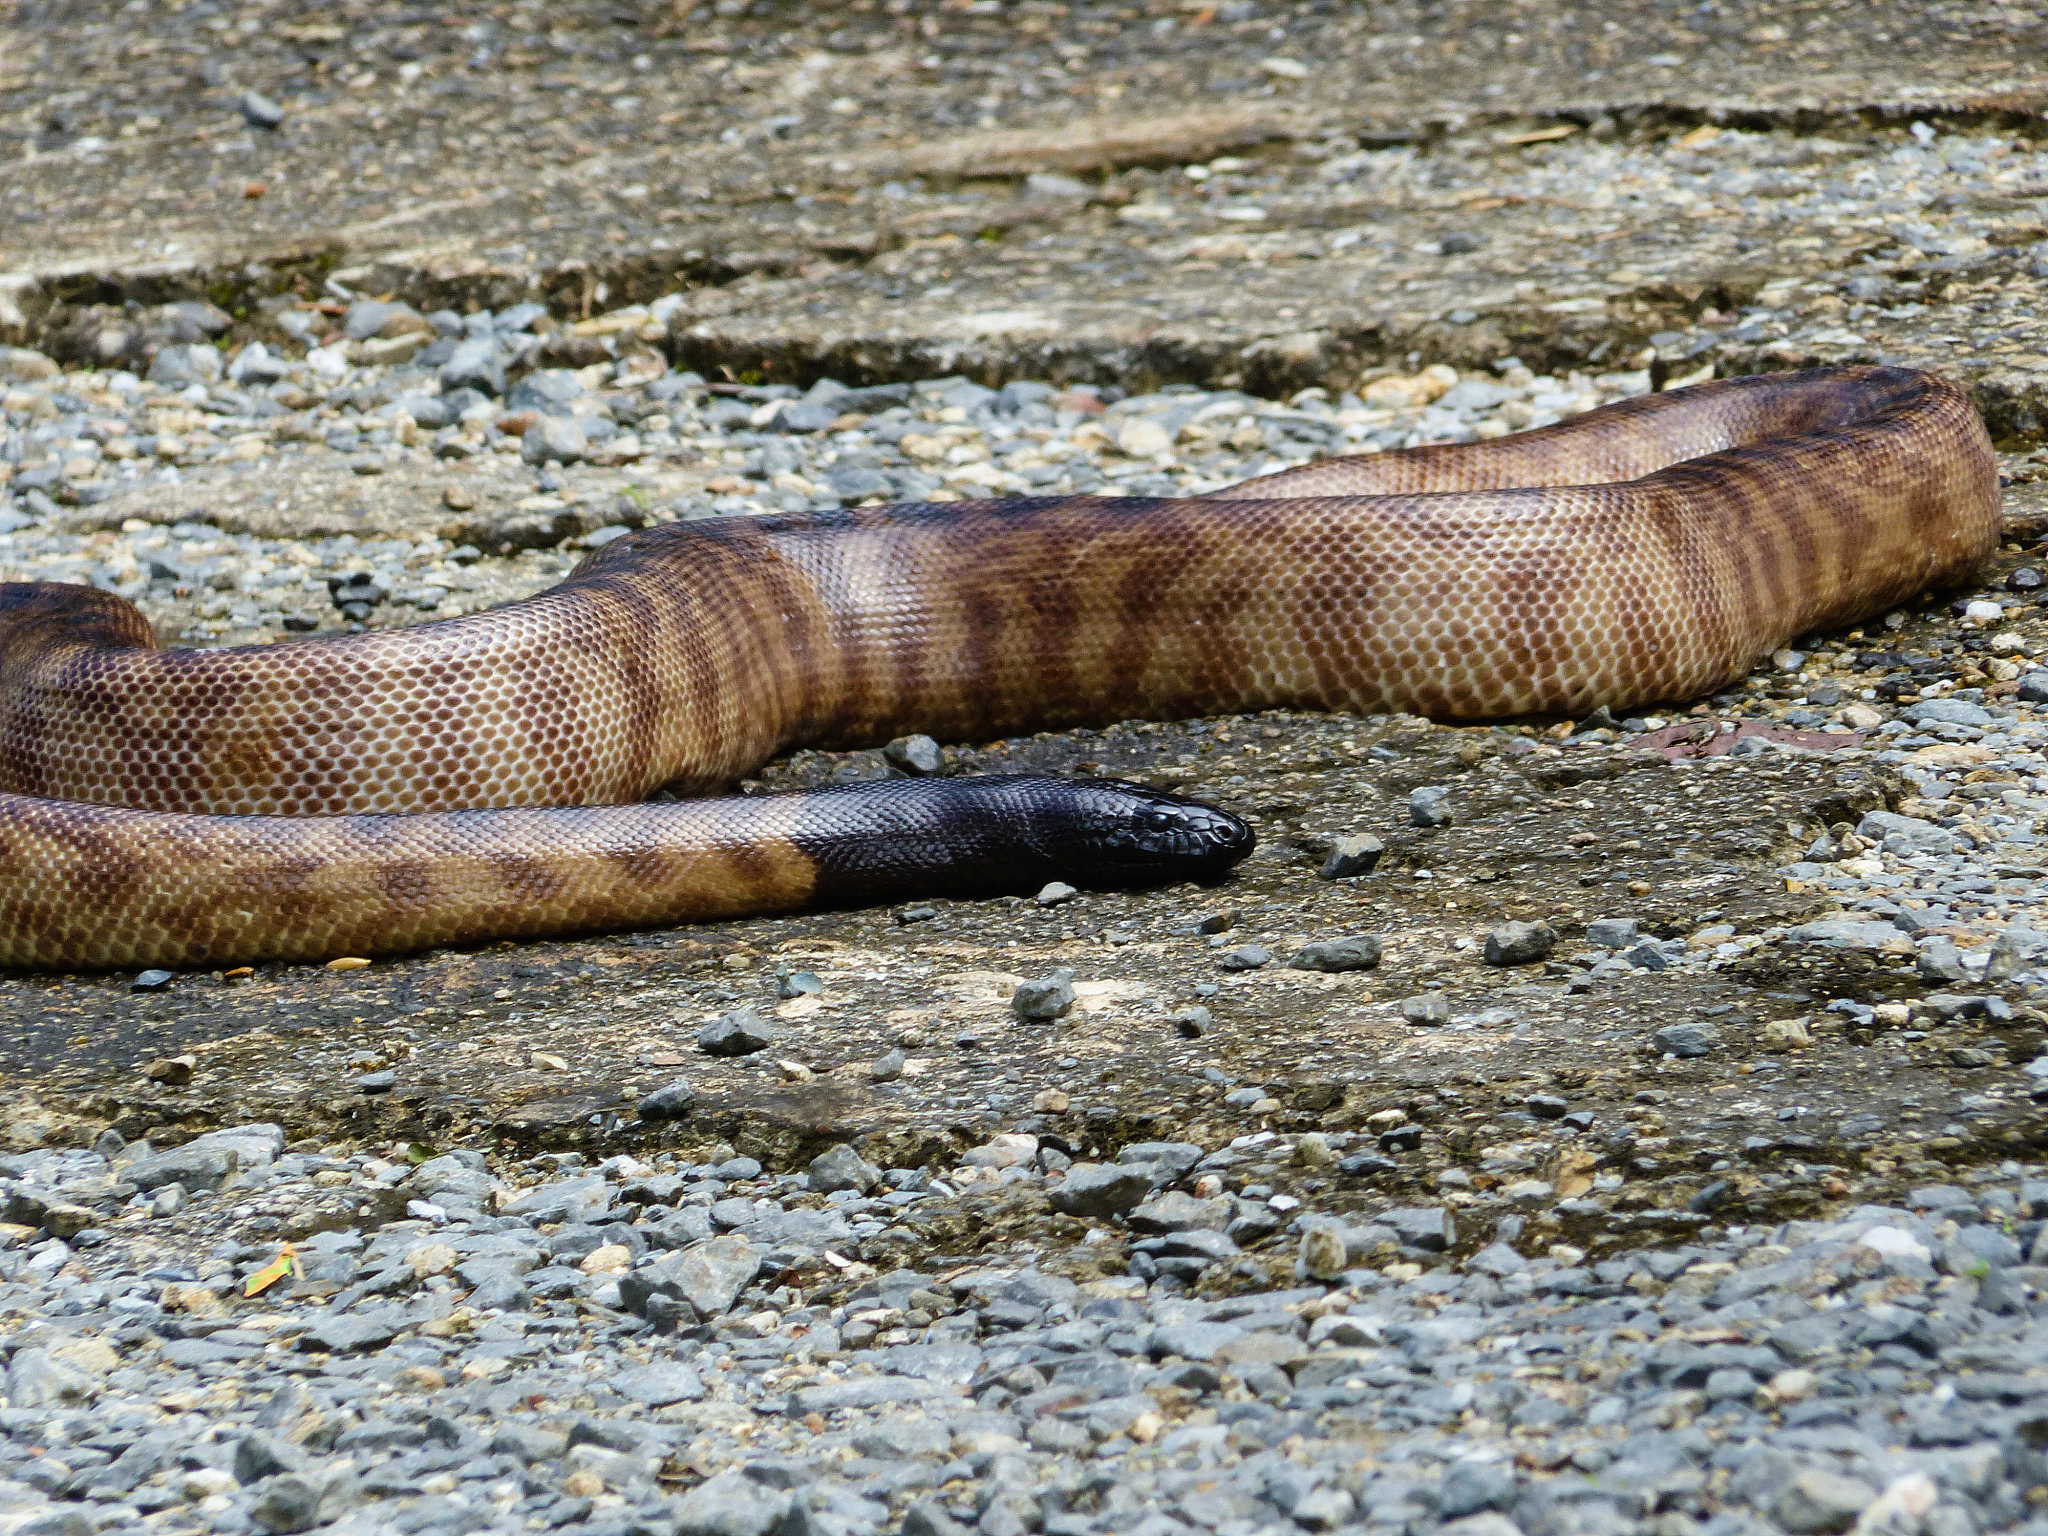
[792,773,1255,905]
[1032,778,1256,889]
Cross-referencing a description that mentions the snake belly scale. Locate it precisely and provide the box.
[0,365,2000,970]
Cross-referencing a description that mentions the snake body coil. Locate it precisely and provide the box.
[0,365,1999,969]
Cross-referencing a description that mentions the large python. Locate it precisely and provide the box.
[0,365,1999,971]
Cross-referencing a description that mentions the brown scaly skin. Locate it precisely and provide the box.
[0,366,2000,970]
[0,777,1253,971]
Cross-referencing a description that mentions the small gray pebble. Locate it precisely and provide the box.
[1401,992,1450,1026]
[1320,834,1384,879]
[1384,1205,1456,1249]
[1484,920,1556,965]
[883,734,944,775]
[1049,1163,1154,1219]
[1689,1179,1733,1214]
[1622,938,1668,971]
[1440,1459,1517,1518]
[1410,785,1453,827]
[439,335,505,396]
[1013,969,1076,1019]
[698,1008,778,1056]
[903,1501,974,1536]
[637,1079,696,1120]
[239,90,285,129]
[1918,938,1966,983]
[1775,1470,1877,1533]
[505,369,585,415]
[1585,917,1640,948]
[776,969,822,998]
[521,414,587,466]
[1287,934,1382,972]
[234,1433,308,1486]
[247,1473,345,1534]
[1653,1021,1720,1058]
[808,1143,879,1194]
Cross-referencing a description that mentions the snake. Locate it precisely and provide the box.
[0,364,1999,971]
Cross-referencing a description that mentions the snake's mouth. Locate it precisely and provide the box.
[1056,779,1257,886]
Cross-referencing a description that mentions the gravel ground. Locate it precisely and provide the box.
[650,113,2048,424]
[2,0,2035,283]
[4,1119,2048,1536]
[9,5,2048,1536]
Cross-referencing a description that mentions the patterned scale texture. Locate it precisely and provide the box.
[0,365,2000,968]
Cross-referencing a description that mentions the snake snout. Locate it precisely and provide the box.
[1061,779,1255,886]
